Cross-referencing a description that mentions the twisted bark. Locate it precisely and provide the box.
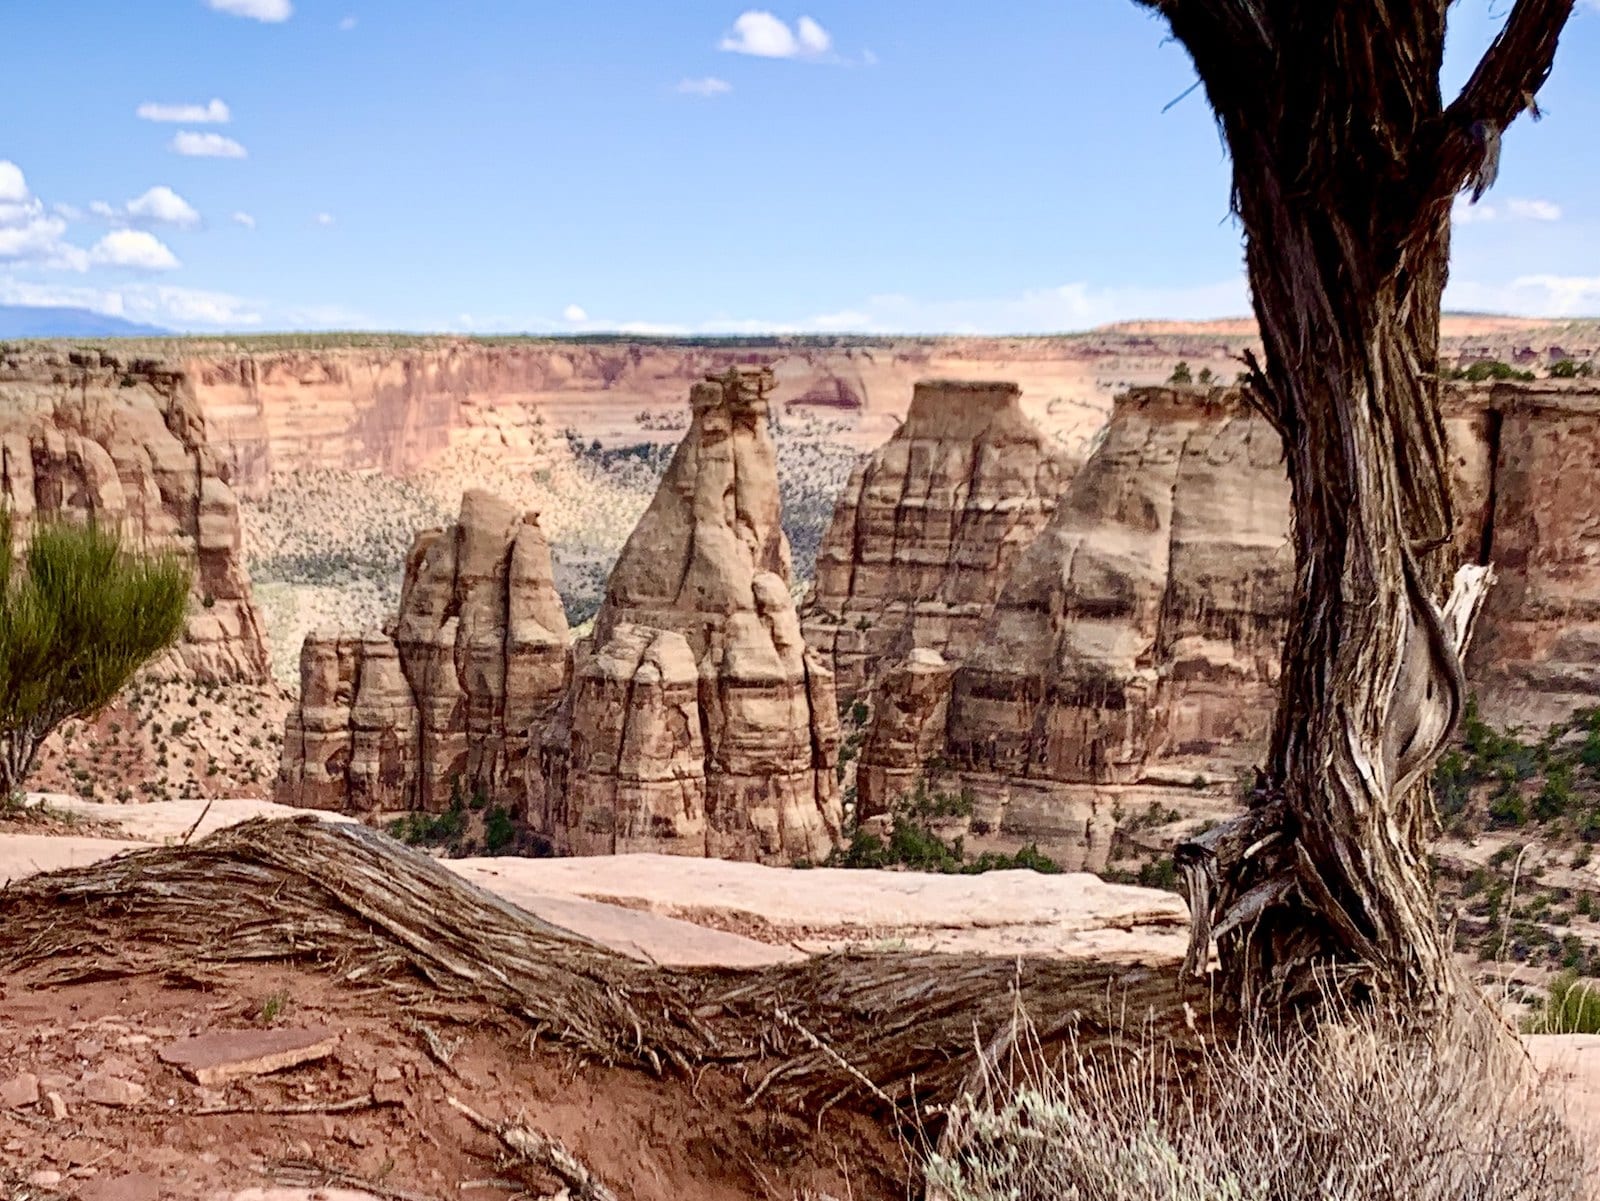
[1133,0,1574,1011]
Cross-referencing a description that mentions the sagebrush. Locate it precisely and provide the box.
[926,1005,1586,1201]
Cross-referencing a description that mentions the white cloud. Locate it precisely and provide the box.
[171,131,248,158]
[137,98,230,124]
[0,161,29,204]
[90,230,181,272]
[206,0,292,22]
[85,187,202,229]
[561,278,1254,337]
[1454,195,1563,224]
[0,277,263,329]
[124,186,202,228]
[1446,274,1600,317]
[795,16,831,54]
[339,15,357,30]
[1507,198,1563,222]
[562,304,588,323]
[719,10,833,59]
[0,162,90,271]
[232,211,257,228]
[313,212,336,226]
[676,76,733,97]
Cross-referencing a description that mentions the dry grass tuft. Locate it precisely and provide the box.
[926,1003,1588,1201]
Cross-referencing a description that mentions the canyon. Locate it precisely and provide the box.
[6,327,1600,870]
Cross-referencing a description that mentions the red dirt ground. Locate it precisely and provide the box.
[0,961,910,1201]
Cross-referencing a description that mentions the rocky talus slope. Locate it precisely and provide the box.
[802,380,1075,704]
[853,380,1600,869]
[535,367,843,864]
[0,348,270,685]
[276,489,570,812]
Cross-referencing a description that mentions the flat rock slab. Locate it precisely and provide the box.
[448,852,1190,964]
[159,1027,339,1086]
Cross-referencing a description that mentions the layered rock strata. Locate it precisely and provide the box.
[0,349,270,684]
[277,489,570,812]
[535,367,843,864]
[855,380,1600,864]
[803,380,1075,703]
[859,386,1294,867]
[1466,382,1600,727]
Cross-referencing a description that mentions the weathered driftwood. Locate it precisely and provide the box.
[0,816,1190,1111]
[1138,0,1574,1012]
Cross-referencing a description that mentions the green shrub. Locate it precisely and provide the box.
[1527,971,1600,1034]
[0,514,190,799]
[484,805,516,853]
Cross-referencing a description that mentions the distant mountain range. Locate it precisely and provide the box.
[0,305,170,340]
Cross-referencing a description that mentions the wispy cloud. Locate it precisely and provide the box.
[719,11,832,59]
[1447,274,1600,318]
[171,131,248,159]
[562,304,588,323]
[0,277,263,329]
[206,0,292,22]
[339,15,357,30]
[676,76,733,97]
[1453,195,1563,224]
[232,211,257,229]
[137,98,230,124]
[542,279,1254,337]
[89,229,181,271]
[313,212,336,227]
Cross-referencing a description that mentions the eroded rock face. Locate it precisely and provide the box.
[537,368,843,864]
[855,387,1293,868]
[276,489,569,812]
[855,380,1600,865]
[1468,382,1600,727]
[803,380,1076,703]
[0,349,270,684]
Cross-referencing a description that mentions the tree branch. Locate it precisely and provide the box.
[1431,0,1575,203]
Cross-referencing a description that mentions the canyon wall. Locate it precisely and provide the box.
[276,489,570,812]
[802,380,1076,703]
[0,349,270,684]
[535,367,843,864]
[184,336,1225,495]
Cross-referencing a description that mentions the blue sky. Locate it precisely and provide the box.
[2,1,1597,333]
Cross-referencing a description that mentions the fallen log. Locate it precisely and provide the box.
[0,816,1194,1110]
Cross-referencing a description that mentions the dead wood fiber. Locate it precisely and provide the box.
[0,816,1186,1112]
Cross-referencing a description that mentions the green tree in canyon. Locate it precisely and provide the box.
[1134,0,1577,1013]
[0,515,190,801]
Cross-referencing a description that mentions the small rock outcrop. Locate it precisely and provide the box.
[0,349,270,684]
[277,489,570,812]
[535,367,843,864]
[803,380,1075,702]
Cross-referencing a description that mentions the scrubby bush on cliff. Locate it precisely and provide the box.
[0,514,190,801]
[926,1008,1583,1201]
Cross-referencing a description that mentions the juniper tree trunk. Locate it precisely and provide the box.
[1133,0,1574,1011]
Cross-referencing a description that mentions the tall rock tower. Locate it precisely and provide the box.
[536,367,843,864]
